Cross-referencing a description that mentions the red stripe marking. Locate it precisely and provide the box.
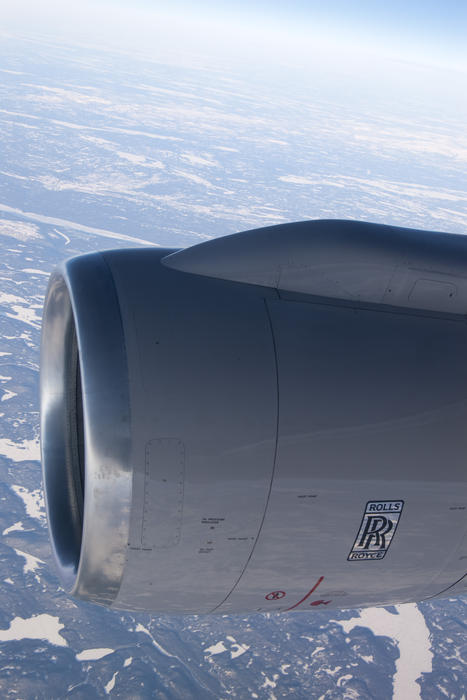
[284,576,324,611]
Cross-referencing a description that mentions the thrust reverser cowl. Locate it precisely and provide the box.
[40,220,467,613]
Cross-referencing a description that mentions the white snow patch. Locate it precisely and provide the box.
[2,390,17,402]
[135,623,174,657]
[205,641,227,656]
[19,330,35,348]
[0,219,41,241]
[51,118,181,143]
[337,674,353,687]
[261,673,279,689]
[0,438,40,462]
[175,169,215,188]
[279,174,321,186]
[76,648,114,661]
[123,656,133,667]
[5,304,41,329]
[213,146,239,152]
[280,664,291,674]
[181,153,218,168]
[0,614,67,647]
[116,151,146,164]
[0,352,11,357]
[0,202,155,246]
[22,268,49,276]
[311,646,325,656]
[229,638,249,659]
[26,85,112,106]
[324,665,342,677]
[3,520,25,535]
[105,671,118,694]
[11,485,45,521]
[14,548,44,574]
[0,292,25,305]
[0,292,42,328]
[51,229,70,245]
[4,578,14,585]
[335,604,432,700]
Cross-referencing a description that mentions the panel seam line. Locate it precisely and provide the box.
[208,295,280,612]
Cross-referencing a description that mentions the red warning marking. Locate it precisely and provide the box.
[284,576,324,611]
[265,590,286,601]
[310,599,331,606]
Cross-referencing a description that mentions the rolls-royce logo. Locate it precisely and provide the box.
[348,500,404,561]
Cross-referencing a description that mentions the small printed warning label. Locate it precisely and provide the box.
[348,500,404,561]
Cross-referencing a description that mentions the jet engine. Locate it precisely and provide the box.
[40,220,467,613]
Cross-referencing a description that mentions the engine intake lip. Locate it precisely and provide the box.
[40,252,132,606]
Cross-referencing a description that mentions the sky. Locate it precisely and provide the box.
[2,0,466,72]
[161,0,467,67]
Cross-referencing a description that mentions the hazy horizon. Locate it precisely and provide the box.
[2,0,466,74]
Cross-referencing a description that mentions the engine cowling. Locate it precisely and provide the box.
[40,220,467,613]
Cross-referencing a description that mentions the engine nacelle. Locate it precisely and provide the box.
[40,220,467,613]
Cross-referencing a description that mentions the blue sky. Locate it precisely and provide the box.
[3,0,466,71]
[118,0,467,69]
[165,0,467,46]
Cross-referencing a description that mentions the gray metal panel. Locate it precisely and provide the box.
[215,297,467,612]
[103,249,279,613]
[142,438,185,549]
[162,220,467,314]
